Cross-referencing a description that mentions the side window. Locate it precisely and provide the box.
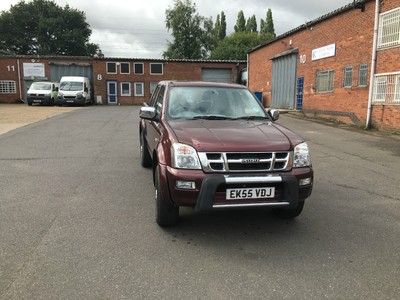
[155,85,165,115]
[149,85,161,107]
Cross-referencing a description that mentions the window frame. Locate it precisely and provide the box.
[343,66,353,88]
[0,80,17,94]
[106,62,117,74]
[373,76,387,102]
[120,82,131,96]
[378,7,400,49]
[315,70,335,93]
[395,75,400,101]
[358,64,368,87]
[134,63,144,75]
[150,63,163,75]
[120,62,130,74]
[134,82,145,97]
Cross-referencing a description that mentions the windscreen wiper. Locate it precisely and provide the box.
[233,115,270,121]
[192,115,232,120]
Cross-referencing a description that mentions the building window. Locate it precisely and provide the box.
[134,63,144,74]
[372,73,400,104]
[378,7,400,49]
[0,80,16,93]
[107,62,117,74]
[373,76,387,102]
[395,75,400,101]
[315,70,334,93]
[134,82,144,96]
[358,64,368,87]
[343,66,353,88]
[150,63,163,75]
[150,82,158,94]
[120,62,130,74]
[121,82,131,96]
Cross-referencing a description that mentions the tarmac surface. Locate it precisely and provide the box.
[0,104,80,135]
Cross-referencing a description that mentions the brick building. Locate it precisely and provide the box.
[248,0,400,131]
[0,55,245,105]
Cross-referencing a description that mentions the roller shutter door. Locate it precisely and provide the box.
[271,50,298,109]
[201,68,232,83]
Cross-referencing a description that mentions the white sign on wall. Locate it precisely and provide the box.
[23,63,45,77]
[311,43,336,61]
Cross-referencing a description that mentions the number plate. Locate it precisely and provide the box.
[33,99,41,103]
[226,187,275,200]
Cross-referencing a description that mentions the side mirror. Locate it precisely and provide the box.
[55,87,59,92]
[267,108,279,121]
[139,106,157,120]
[84,87,88,92]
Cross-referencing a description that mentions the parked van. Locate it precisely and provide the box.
[27,81,59,106]
[57,76,92,106]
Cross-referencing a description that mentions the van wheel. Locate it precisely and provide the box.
[28,102,32,106]
[273,201,304,219]
[155,165,179,227]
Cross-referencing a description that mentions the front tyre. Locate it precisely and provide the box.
[273,201,304,219]
[155,165,179,227]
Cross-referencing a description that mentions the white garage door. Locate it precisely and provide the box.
[201,68,232,83]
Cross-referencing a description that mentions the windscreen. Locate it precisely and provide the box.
[29,82,52,91]
[167,86,267,120]
[60,81,83,92]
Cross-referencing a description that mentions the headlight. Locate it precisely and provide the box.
[171,143,201,169]
[293,142,311,168]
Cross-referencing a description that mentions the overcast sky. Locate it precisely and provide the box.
[0,0,354,58]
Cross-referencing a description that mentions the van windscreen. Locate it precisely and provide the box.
[60,81,83,91]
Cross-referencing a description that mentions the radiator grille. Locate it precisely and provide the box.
[198,151,292,173]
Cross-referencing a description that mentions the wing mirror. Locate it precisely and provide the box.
[139,106,157,120]
[267,108,279,121]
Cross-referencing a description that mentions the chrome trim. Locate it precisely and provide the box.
[198,151,292,173]
[225,175,282,184]
[213,201,290,209]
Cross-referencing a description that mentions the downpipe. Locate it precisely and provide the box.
[365,0,380,129]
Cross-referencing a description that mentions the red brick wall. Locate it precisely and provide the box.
[249,0,400,131]
[0,58,23,103]
[0,56,245,105]
[93,60,245,105]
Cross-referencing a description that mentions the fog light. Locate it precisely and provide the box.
[176,181,196,190]
[299,178,312,186]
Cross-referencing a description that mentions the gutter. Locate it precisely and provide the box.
[365,0,380,129]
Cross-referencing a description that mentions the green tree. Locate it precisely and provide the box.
[266,8,276,37]
[219,11,226,40]
[164,0,209,59]
[0,0,98,56]
[246,15,257,33]
[210,31,274,60]
[260,19,266,34]
[234,10,246,33]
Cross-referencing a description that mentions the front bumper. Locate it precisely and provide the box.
[163,165,313,212]
[27,95,52,105]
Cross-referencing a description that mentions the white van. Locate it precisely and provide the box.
[57,76,92,106]
[27,81,59,106]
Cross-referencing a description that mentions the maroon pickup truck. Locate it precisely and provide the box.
[139,81,313,226]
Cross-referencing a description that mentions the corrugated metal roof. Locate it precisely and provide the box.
[248,0,373,54]
[0,54,245,63]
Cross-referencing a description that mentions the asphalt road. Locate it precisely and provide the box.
[0,106,399,299]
